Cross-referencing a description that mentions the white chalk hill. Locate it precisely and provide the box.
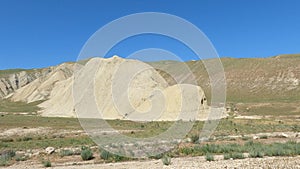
[10,56,213,121]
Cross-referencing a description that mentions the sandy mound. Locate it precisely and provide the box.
[38,56,212,121]
[38,77,75,117]
[5,56,220,121]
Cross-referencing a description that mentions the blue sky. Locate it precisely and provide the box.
[0,0,299,69]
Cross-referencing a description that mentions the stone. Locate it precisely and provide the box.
[279,133,289,138]
[45,147,55,154]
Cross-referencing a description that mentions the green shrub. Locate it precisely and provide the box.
[241,136,251,141]
[15,156,28,161]
[149,153,163,160]
[249,150,264,158]
[0,150,15,166]
[113,154,125,162]
[191,134,199,143]
[100,149,113,160]
[0,156,8,166]
[81,147,93,161]
[60,150,74,157]
[259,135,268,139]
[201,144,219,154]
[223,153,231,160]
[231,152,245,159]
[179,147,194,155]
[42,160,51,167]
[161,155,171,165]
[205,154,214,161]
[3,150,15,159]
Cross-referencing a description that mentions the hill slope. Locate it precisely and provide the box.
[0,54,299,117]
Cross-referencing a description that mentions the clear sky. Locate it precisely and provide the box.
[0,0,299,70]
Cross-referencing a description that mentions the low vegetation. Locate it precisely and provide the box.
[80,146,93,161]
[205,154,214,161]
[178,140,300,158]
[42,160,52,167]
[0,150,15,166]
[0,99,42,113]
[0,113,299,167]
[161,155,171,165]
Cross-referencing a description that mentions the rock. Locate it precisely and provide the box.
[24,152,32,158]
[184,138,192,143]
[278,133,289,138]
[253,136,259,140]
[45,147,55,154]
[15,151,25,157]
[32,151,40,156]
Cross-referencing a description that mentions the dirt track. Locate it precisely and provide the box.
[6,155,300,169]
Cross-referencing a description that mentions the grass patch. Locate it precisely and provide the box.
[1,136,94,150]
[60,149,75,157]
[249,150,264,158]
[0,99,42,113]
[205,154,214,161]
[177,141,300,160]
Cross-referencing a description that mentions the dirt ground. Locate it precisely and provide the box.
[6,155,300,169]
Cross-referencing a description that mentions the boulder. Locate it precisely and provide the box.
[45,147,55,154]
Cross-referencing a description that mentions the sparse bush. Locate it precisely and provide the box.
[201,144,219,154]
[113,154,125,162]
[149,153,163,160]
[0,156,9,166]
[259,135,268,139]
[0,138,14,143]
[60,150,74,157]
[22,136,33,141]
[179,147,194,155]
[231,152,245,159]
[223,152,245,160]
[242,136,251,141]
[81,147,93,161]
[4,150,15,159]
[42,160,51,167]
[161,155,171,165]
[223,153,231,160]
[191,134,199,143]
[100,149,112,160]
[205,154,214,161]
[0,149,16,166]
[249,150,264,158]
[15,156,28,161]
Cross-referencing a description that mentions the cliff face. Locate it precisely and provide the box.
[0,69,51,99]
[9,63,74,103]
[0,62,75,102]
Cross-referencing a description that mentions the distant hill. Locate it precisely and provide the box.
[150,54,300,103]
